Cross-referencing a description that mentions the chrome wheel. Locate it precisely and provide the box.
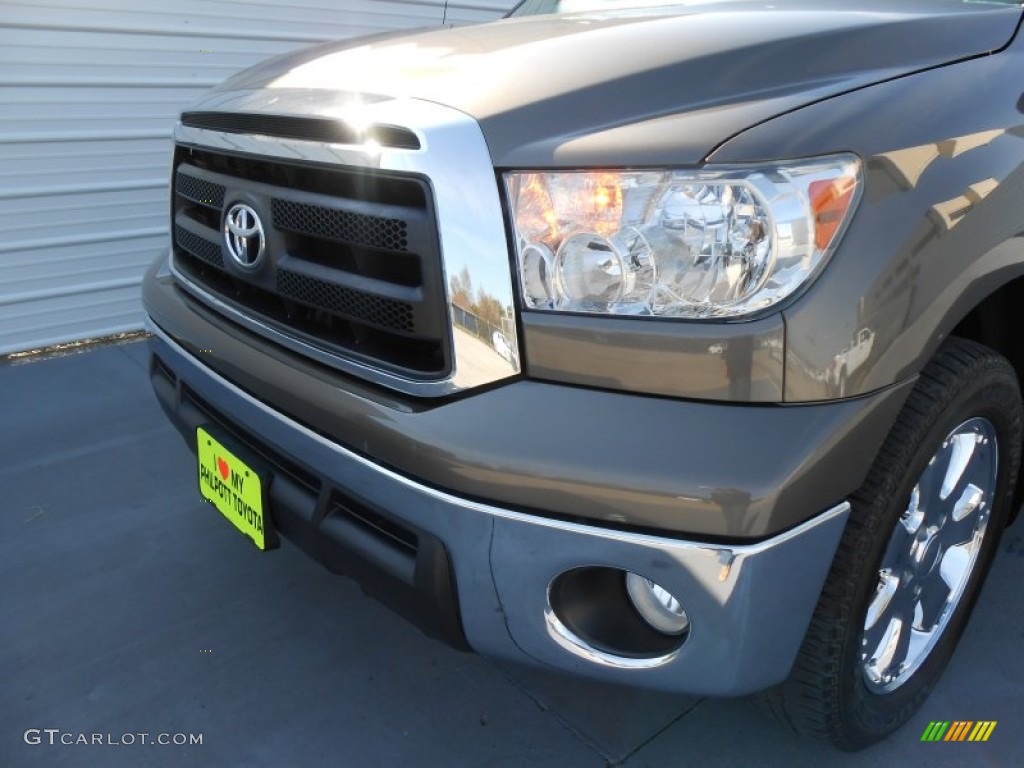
[860,417,998,693]
[769,339,1022,749]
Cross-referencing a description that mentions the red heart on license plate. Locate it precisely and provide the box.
[217,456,230,481]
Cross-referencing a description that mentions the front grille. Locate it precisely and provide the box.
[170,144,450,380]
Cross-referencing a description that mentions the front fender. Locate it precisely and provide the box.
[709,39,1024,402]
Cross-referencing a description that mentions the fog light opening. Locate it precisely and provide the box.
[625,572,690,636]
[547,567,688,660]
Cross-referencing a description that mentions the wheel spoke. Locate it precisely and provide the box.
[864,603,913,686]
[863,570,908,649]
[889,609,913,680]
[898,484,926,537]
[940,432,977,501]
[939,543,972,592]
[865,570,900,631]
[862,606,891,656]
[944,483,986,548]
[863,617,899,685]
[863,581,915,679]
[951,483,983,523]
[878,486,925,579]
[879,527,911,575]
[915,569,952,632]
[916,460,945,513]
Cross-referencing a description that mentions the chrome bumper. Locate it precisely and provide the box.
[147,319,849,696]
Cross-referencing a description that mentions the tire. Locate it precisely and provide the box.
[762,337,1023,750]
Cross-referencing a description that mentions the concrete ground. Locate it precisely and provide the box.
[2,339,1022,767]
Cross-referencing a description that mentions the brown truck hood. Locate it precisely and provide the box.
[201,0,1021,166]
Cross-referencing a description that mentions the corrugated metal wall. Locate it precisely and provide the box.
[0,0,513,354]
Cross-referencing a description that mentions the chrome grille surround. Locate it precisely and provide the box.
[170,93,520,396]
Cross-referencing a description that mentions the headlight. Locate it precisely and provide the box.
[504,155,861,319]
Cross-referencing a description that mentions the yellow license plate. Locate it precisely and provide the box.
[197,427,270,550]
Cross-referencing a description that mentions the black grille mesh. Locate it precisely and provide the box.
[272,199,408,252]
[175,172,225,208]
[276,269,415,333]
[175,225,223,268]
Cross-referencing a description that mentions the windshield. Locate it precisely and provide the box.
[509,0,1022,17]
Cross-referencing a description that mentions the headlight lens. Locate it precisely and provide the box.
[504,155,860,318]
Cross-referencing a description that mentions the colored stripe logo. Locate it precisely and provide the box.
[921,721,996,742]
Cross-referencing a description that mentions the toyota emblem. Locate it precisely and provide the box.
[223,203,265,269]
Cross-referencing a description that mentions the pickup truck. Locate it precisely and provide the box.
[142,0,1024,750]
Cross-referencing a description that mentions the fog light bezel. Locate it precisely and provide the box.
[546,566,690,663]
